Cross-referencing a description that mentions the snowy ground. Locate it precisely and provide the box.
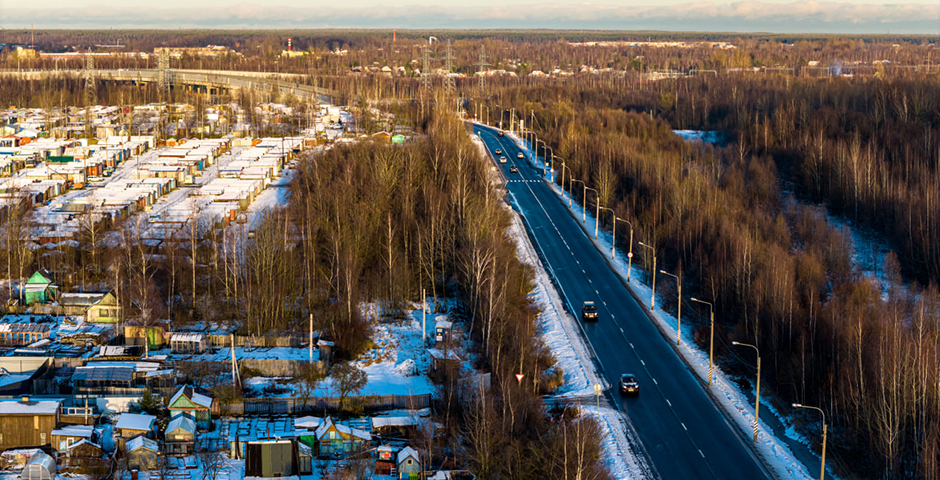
[471,130,648,479]
[501,127,818,480]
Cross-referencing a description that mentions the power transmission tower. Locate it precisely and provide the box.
[475,46,490,96]
[83,55,96,139]
[421,45,433,93]
[158,49,171,102]
[443,39,455,93]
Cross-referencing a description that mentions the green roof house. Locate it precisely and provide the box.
[168,386,213,430]
[23,270,57,305]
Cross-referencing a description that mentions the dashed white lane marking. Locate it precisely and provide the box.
[682,423,688,431]
[700,450,706,458]
[640,359,646,366]
[666,399,672,407]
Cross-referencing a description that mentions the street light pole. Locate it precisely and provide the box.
[615,217,634,281]
[733,341,761,443]
[638,242,656,309]
[570,179,584,211]
[792,403,827,480]
[660,269,681,345]
[584,186,599,235]
[691,297,714,386]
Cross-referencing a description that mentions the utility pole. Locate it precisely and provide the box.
[309,313,314,362]
[158,49,171,103]
[421,45,433,93]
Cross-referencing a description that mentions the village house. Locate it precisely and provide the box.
[168,385,213,429]
[22,270,57,305]
[164,415,196,456]
[50,424,95,454]
[0,398,61,451]
[61,440,105,469]
[114,413,155,450]
[314,416,371,458]
[55,291,122,323]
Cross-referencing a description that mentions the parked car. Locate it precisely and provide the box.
[619,374,639,395]
[581,301,598,321]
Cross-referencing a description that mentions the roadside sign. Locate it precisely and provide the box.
[516,374,525,383]
[627,252,633,258]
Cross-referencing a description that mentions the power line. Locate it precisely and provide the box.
[475,46,490,96]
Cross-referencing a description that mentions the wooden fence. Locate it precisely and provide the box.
[208,335,308,348]
[212,394,432,416]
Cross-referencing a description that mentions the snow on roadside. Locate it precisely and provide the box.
[502,130,815,480]
[475,130,646,479]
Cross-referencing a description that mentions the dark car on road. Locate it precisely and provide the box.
[619,374,639,395]
[509,166,518,173]
[498,131,504,137]
[517,152,524,159]
[581,301,598,321]
[495,149,502,155]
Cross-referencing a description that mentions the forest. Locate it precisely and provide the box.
[479,69,940,478]
[3,29,940,478]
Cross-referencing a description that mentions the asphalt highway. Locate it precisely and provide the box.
[474,124,772,480]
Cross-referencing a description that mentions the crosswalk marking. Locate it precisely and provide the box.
[506,179,540,183]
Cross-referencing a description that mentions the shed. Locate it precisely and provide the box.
[0,398,61,451]
[397,446,421,480]
[51,424,94,453]
[245,439,297,477]
[20,452,54,480]
[23,270,56,305]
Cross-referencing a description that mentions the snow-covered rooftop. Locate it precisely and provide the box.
[0,399,61,415]
[115,413,155,432]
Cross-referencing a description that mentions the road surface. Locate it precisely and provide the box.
[474,124,772,480]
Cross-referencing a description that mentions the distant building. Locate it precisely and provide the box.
[397,447,421,480]
[50,425,94,454]
[169,332,207,354]
[314,416,370,458]
[244,439,298,477]
[115,413,155,450]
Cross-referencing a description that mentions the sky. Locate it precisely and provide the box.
[1,0,939,34]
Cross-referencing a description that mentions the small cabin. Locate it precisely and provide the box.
[115,413,155,450]
[167,385,213,430]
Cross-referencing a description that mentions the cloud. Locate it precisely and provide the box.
[1,1,938,33]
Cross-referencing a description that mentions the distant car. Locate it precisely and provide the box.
[498,131,504,137]
[581,301,598,321]
[517,152,524,159]
[499,156,507,164]
[619,374,639,396]
[495,149,502,155]
[509,166,518,173]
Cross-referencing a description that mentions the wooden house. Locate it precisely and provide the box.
[61,440,105,470]
[23,270,57,305]
[167,386,213,430]
[114,413,155,450]
[314,417,371,458]
[56,291,122,323]
[397,447,421,480]
[0,398,61,451]
[50,424,94,454]
[126,436,158,471]
[164,415,196,456]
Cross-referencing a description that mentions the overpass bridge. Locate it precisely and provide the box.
[0,68,344,105]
